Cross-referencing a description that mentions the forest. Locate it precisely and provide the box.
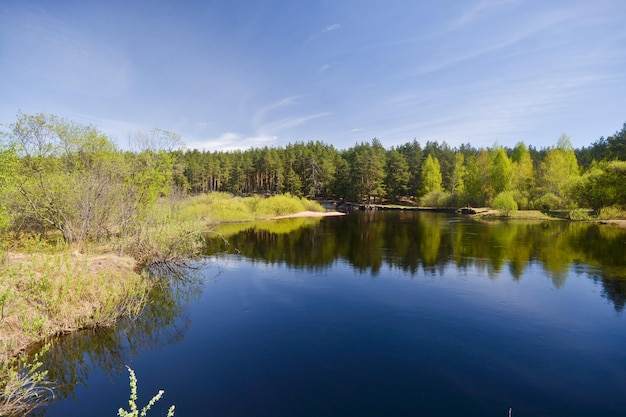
[170,121,626,213]
[1,112,626,248]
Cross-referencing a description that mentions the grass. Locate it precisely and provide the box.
[0,249,150,417]
[0,251,150,360]
[176,192,325,223]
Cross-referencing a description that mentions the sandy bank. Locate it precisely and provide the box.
[271,210,345,219]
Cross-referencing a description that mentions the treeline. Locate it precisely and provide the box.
[173,123,626,212]
[2,113,626,246]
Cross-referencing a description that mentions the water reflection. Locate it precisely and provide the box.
[32,273,203,415]
[206,212,626,311]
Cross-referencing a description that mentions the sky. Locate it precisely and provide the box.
[1,0,625,152]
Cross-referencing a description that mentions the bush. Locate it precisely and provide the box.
[492,192,518,216]
[568,208,593,221]
[597,205,626,220]
[420,190,453,207]
[534,193,562,212]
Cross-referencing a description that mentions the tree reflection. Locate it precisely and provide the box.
[205,212,626,312]
[32,272,203,414]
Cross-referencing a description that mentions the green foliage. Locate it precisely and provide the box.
[0,148,18,238]
[492,192,518,216]
[450,153,466,196]
[510,142,535,209]
[538,136,580,207]
[420,190,453,207]
[597,205,626,220]
[345,140,387,203]
[489,146,513,196]
[420,154,443,195]
[5,113,127,243]
[567,208,593,221]
[385,150,410,200]
[535,192,563,212]
[463,149,490,206]
[118,366,175,417]
[571,160,626,212]
[173,192,323,225]
[0,345,51,417]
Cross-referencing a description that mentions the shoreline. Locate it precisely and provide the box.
[2,208,621,359]
[0,210,343,361]
[270,210,346,219]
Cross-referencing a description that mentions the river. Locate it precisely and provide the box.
[38,212,626,417]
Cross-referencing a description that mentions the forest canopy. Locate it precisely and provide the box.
[1,113,626,244]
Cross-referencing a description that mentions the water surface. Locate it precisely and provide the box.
[40,212,626,417]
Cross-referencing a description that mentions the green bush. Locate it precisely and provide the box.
[598,205,626,220]
[534,193,562,212]
[420,190,453,207]
[492,192,518,216]
[568,208,593,221]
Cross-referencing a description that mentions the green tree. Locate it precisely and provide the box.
[385,149,410,200]
[449,152,466,202]
[492,191,518,216]
[0,147,18,234]
[537,134,580,208]
[571,160,626,212]
[396,140,423,197]
[8,113,124,243]
[510,142,535,209]
[463,149,490,206]
[420,154,443,196]
[350,140,387,204]
[488,146,513,198]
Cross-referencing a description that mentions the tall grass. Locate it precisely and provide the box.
[176,192,324,223]
[0,252,150,360]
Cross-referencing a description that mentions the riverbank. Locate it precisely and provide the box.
[0,204,337,361]
[0,251,149,360]
[0,193,332,416]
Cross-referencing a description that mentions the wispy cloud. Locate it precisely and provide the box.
[450,0,521,30]
[305,23,342,43]
[412,7,582,77]
[323,23,341,33]
[319,63,333,73]
[259,112,331,135]
[252,96,301,127]
[185,132,277,152]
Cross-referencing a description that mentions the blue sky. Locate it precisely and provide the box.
[1,0,625,151]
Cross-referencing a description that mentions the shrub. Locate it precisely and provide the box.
[492,192,518,216]
[568,208,593,221]
[420,190,453,207]
[597,205,626,220]
[534,193,562,212]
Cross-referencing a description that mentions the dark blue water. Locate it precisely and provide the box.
[39,213,626,417]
